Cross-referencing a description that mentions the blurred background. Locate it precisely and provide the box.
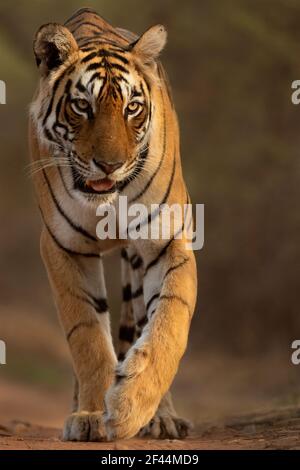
[0,0,300,429]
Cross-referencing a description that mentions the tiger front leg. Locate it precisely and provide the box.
[105,240,197,440]
[40,229,117,441]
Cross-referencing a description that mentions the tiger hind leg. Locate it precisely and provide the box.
[118,247,138,361]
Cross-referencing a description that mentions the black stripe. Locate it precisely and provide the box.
[79,289,108,314]
[121,251,143,269]
[186,209,193,234]
[130,95,166,202]
[80,46,97,52]
[122,284,143,302]
[163,258,189,280]
[45,223,99,258]
[71,21,103,35]
[111,77,123,99]
[64,105,75,127]
[144,239,173,274]
[81,51,98,63]
[44,128,55,142]
[66,17,86,30]
[92,296,108,314]
[87,29,104,39]
[119,325,135,343]
[65,78,73,96]
[137,315,148,328]
[86,61,103,72]
[42,66,75,126]
[42,169,97,242]
[115,74,129,85]
[144,220,185,275]
[72,151,86,165]
[121,248,129,261]
[40,208,100,258]
[134,114,148,132]
[149,308,156,318]
[109,63,129,74]
[128,155,176,233]
[78,37,123,49]
[88,71,102,86]
[182,191,193,237]
[106,45,129,53]
[131,87,143,98]
[132,286,143,299]
[66,320,98,341]
[115,373,126,384]
[159,294,190,312]
[55,95,63,120]
[80,26,130,46]
[65,7,97,24]
[122,284,132,302]
[66,17,84,28]
[76,79,86,93]
[118,352,126,361]
[146,293,159,313]
[53,122,69,140]
[57,165,73,199]
[131,255,143,270]
[98,49,129,64]
[108,27,132,43]
[118,145,149,191]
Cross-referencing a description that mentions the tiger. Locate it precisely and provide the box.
[29,7,197,441]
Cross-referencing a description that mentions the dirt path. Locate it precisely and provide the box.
[1,352,300,450]
[1,406,300,450]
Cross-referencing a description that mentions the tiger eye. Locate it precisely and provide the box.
[73,99,90,111]
[127,102,142,115]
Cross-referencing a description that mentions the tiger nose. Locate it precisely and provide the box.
[93,159,124,175]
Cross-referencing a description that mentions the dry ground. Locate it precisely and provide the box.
[1,380,300,450]
[1,309,300,450]
[1,406,300,450]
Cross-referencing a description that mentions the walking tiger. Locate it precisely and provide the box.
[29,7,197,440]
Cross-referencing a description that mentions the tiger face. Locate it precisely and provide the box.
[32,23,166,204]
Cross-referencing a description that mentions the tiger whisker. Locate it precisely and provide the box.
[26,161,73,177]
[26,157,71,171]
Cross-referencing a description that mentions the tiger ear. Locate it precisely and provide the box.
[33,23,78,75]
[130,25,167,64]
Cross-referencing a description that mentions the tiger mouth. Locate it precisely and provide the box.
[86,177,116,193]
[72,167,117,195]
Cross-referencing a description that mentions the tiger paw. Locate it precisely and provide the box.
[139,414,192,439]
[62,411,107,441]
[104,383,156,440]
[104,347,163,440]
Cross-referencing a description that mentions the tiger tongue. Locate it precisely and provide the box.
[86,177,115,192]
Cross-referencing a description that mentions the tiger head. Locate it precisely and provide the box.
[31,22,167,204]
